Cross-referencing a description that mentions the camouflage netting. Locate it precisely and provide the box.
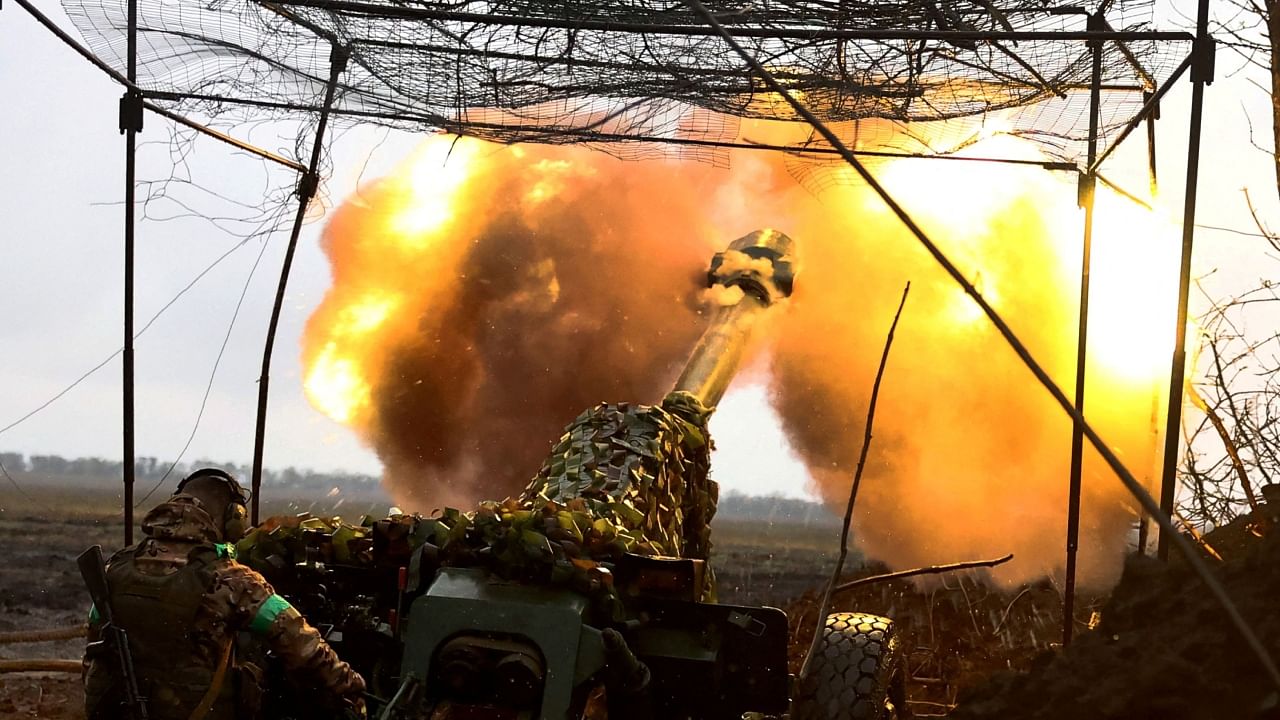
[521,391,716,560]
[63,0,1190,169]
[238,391,717,600]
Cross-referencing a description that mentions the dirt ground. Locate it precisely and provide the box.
[0,502,115,720]
[950,507,1280,720]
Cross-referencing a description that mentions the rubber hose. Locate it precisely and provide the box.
[0,625,88,644]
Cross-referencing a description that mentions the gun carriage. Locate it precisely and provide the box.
[239,230,903,720]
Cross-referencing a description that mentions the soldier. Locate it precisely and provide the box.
[84,468,366,720]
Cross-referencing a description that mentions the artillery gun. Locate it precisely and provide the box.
[241,230,905,720]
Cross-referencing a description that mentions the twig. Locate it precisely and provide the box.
[1173,510,1225,562]
[833,553,1014,594]
[956,574,983,635]
[1187,374,1259,512]
[1244,187,1280,253]
[927,589,938,648]
[1211,337,1273,494]
[908,700,958,711]
[991,587,1033,635]
[800,282,911,681]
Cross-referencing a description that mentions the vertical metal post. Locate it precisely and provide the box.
[1144,89,1159,195]
[1063,13,1105,646]
[1158,0,1213,561]
[1135,89,1159,557]
[250,45,349,525]
[1141,81,1162,556]
[122,0,140,546]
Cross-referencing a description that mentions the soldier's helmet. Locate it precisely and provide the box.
[175,468,251,542]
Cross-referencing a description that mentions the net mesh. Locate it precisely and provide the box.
[62,0,1191,170]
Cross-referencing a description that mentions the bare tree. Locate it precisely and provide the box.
[1217,0,1280,198]
[1177,3,1280,528]
[1180,256,1280,529]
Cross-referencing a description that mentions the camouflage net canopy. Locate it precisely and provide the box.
[238,392,718,601]
[64,0,1190,167]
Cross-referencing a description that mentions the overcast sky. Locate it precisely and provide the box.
[1,0,1276,501]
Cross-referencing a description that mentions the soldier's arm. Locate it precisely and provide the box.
[198,562,366,710]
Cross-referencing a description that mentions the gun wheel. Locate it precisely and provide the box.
[792,612,907,720]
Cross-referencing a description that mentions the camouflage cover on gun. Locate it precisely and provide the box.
[237,391,718,602]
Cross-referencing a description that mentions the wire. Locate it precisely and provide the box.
[135,204,289,506]
[0,456,51,512]
[1195,223,1278,240]
[0,351,124,439]
[0,227,273,510]
[0,234,259,439]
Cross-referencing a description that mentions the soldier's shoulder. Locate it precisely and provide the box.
[209,556,273,587]
[203,558,279,617]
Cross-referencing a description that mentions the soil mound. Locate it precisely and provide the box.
[954,511,1280,720]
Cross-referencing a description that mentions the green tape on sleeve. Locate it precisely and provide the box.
[88,604,100,625]
[249,594,293,635]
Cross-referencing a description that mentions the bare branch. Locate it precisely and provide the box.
[801,282,910,681]
[833,554,1015,595]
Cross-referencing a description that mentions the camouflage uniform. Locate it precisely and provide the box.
[85,496,365,720]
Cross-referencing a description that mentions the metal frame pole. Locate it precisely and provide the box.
[1063,11,1105,646]
[249,45,349,524]
[1157,0,1213,561]
[122,0,140,546]
[1136,87,1159,556]
[1145,88,1160,194]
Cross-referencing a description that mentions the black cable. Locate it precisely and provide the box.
[1195,223,1278,240]
[0,351,124,439]
[0,456,52,513]
[135,204,288,506]
[0,233,259,440]
[0,224,270,512]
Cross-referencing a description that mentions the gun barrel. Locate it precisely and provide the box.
[672,229,795,409]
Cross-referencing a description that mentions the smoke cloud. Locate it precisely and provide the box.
[305,139,730,508]
[306,126,1174,588]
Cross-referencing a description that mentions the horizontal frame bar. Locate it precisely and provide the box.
[141,101,308,172]
[148,89,1079,170]
[1095,171,1153,210]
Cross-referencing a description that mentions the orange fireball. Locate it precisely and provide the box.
[303,126,1179,588]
